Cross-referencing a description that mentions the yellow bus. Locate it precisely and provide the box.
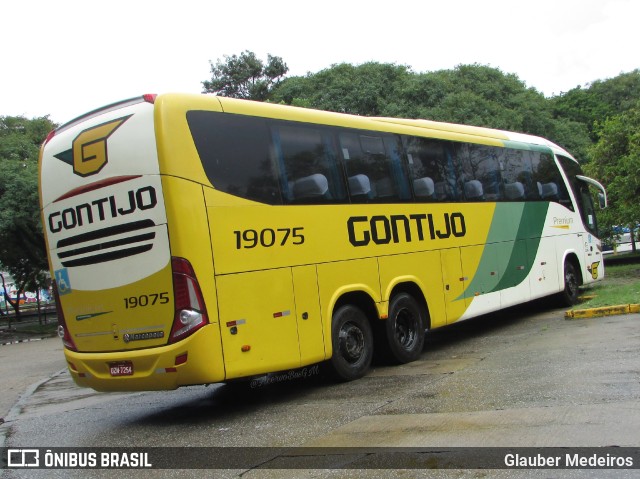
[39,94,607,391]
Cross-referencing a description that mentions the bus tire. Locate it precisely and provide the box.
[384,293,425,364]
[329,304,373,381]
[560,260,580,306]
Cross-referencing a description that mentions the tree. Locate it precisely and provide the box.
[202,50,288,101]
[272,63,590,157]
[585,104,640,252]
[0,115,56,323]
[551,70,640,141]
[272,62,412,116]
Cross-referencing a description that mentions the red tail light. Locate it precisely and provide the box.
[169,257,208,343]
[52,281,77,351]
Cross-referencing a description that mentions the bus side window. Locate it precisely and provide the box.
[455,144,504,202]
[187,111,283,205]
[339,132,409,203]
[532,152,573,210]
[403,136,455,202]
[272,124,346,204]
[502,148,534,201]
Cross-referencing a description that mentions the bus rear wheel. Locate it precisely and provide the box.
[329,304,373,381]
[383,293,425,364]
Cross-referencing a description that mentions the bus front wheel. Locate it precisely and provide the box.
[330,304,373,381]
[560,260,580,306]
[384,293,425,364]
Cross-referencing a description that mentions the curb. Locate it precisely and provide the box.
[565,304,640,319]
[0,337,47,347]
[0,368,68,450]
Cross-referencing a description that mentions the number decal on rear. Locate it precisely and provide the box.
[123,292,170,309]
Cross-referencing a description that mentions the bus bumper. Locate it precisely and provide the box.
[63,325,225,392]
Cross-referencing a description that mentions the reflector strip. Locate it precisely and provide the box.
[226,319,246,328]
[273,310,291,318]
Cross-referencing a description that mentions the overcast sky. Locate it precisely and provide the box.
[2,0,638,124]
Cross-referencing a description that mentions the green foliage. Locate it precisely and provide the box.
[271,63,593,159]
[585,103,640,245]
[580,260,640,308]
[551,69,640,141]
[202,50,289,101]
[0,115,56,317]
[272,62,412,116]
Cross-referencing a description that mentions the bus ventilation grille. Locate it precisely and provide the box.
[56,220,156,267]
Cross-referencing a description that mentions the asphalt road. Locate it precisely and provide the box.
[1,303,639,478]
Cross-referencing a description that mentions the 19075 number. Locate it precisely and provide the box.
[123,292,169,309]
[234,227,304,249]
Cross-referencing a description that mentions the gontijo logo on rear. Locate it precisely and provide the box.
[54,115,131,177]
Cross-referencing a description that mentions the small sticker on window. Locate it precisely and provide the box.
[342,148,350,160]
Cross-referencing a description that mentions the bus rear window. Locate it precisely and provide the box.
[187,111,282,204]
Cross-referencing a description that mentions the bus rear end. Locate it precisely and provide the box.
[39,95,224,391]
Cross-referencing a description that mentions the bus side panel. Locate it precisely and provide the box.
[217,268,302,379]
[378,251,447,329]
[161,177,218,313]
[317,259,381,358]
[161,176,226,382]
[440,247,466,324]
[529,236,560,300]
[581,232,604,284]
[498,239,532,309]
[292,265,326,365]
[461,244,499,311]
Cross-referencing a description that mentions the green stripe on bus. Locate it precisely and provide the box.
[459,202,549,300]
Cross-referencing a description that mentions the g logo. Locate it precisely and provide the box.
[590,261,600,280]
[66,115,130,177]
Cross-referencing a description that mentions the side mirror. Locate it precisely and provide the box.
[598,193,606,209]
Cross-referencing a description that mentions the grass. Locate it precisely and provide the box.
[578,255,640,308]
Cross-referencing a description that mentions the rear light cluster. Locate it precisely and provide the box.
[53,256,207,351]
[52,281,77,351]
[169,257,209,343]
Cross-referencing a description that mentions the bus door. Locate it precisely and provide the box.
[556,156,607,281]
[574,179,602,280]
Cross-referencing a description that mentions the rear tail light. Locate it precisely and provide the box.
[52,281,77,351]
[169,257,208,343]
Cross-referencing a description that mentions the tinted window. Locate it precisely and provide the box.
[501,149,536,200]
[272,124,346,204]
[455,144,503,201]
[187,111,282,205]
[187,110,575,210]
[531,152,572,210]
[339,132,410,202]
[557,155,597,233]
[403,137,458,201]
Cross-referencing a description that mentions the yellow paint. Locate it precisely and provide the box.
[72,116,129,176]
[65,324,225,391]
[565,304,640,319]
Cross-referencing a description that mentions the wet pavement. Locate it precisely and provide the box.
[1,303,639,478]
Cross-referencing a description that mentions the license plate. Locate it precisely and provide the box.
[109,361,133,377]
